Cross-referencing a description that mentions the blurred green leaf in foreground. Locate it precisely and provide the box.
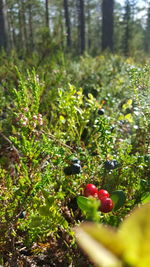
[75,203,150,267]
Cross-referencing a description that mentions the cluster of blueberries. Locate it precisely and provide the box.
[63,108,119,175]
[104,159,118,170]
[64,158,118,176]
[63,158,81,175]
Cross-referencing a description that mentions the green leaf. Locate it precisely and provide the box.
[144,155,150,162]
[110,190,126,211]
[45,197,55,206]
[75,204,150,267]
[144,155,150,166]
[119,203,150,267]
[125,113,133,123]
[141,192,150,204]
[59,115,66,123]
[42,189,55,206]
[39,205,50,216]
[122,99,132,111]
[127,99,133,106]
[77,196,100,213]
[30,216,42,227]
[75,223,122,267]
[88,93,94,100]
[62,219,69,228]
[140,179,147,188]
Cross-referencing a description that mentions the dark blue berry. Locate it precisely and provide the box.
[71,158,81,165]
[70,163,81,174]
[64,163,81,175]
[64,166,73,175]
[98,108,105,115]
[19,211,26,219]
[112,160,118,168]
[104,160,114,170]
[104,160,118,170]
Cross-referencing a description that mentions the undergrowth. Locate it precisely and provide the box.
[0,53,150,266]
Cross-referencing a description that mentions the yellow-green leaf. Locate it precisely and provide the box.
[30,216,42,227]
[39,205,50,216]
[118,114,125,121]
[122,99,132,111]
[78,223,124,257]
[59,115,66,123]
[125,113,133,123]
[88,93,94,99]
[75,204,150,267]
[75,225,122,267]
[141,192,150,204]
[127,99,133,106]
[68,83,75,92]
[119,203,150,267]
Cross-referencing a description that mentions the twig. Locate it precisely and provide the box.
[0,132,20,159]
[37,129,75,152]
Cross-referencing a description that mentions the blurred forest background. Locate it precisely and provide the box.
[0,0,150,59]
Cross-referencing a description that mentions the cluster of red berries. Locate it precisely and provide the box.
[84,184,114,213]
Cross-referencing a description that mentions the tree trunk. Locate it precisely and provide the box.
[22,0,27,48]
[0,0,8,50]
[28,1,34,52]
[11,8,17,50]
[45,0,49,30]
[87,0,91,51]
[122,0,131,56]
[77,0,85,54]
[18,0,27,54]
[102,0,114,51]
[7,3,14,50]
[63,0,71,48]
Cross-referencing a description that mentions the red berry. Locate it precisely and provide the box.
[98,189,110,200]
[99,197,114,213]
[84,184,98,197]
